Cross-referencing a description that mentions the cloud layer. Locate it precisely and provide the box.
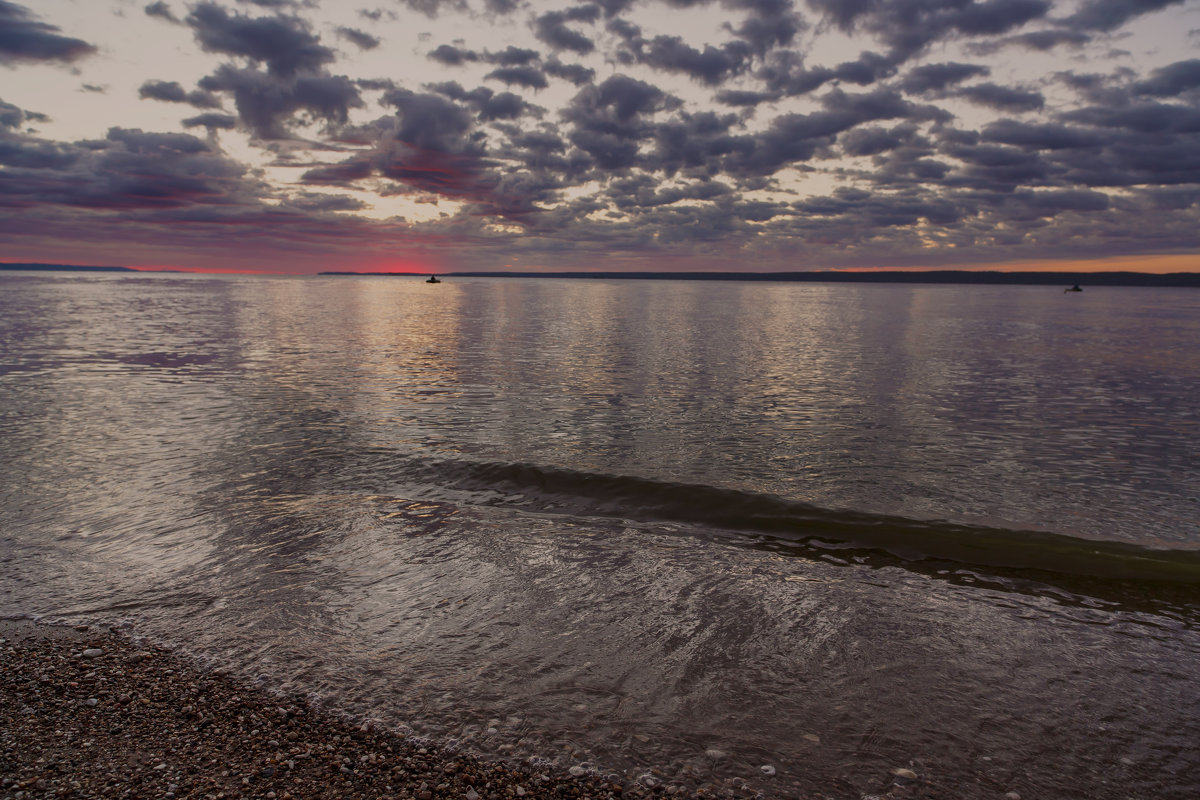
[2,0,1199,272]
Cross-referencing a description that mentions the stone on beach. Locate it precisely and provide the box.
[0,620,648,800]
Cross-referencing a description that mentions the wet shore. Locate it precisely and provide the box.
[0,620,656,800]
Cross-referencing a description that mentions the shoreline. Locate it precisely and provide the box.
[0,620,657,800]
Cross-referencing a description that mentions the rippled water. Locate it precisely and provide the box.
[2,272,1199,798]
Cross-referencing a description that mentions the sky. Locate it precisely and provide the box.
[2,0,1200,274]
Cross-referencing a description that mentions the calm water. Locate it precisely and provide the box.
[2,272,1199,798]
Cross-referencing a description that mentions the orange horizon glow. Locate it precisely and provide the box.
[827,253,1200,274]
[5,252,1199,276]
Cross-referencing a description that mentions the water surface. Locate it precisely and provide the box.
[2,272,1198,798]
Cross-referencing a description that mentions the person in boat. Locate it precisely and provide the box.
[1064,284,1082,292]
[426,275,441,283]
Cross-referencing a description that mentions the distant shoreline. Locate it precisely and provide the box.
[5,263,1199,287]
[328,269,1200,287]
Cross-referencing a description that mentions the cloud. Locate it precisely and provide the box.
[1064,0,1187,32]
[301,96,546,222]
[901,62,991,94]
[1133,59,1200,98]
[337,27,380,50]
[185,1,335,78]
[144,2,180,23]
[0,99,48,130]
[198,65,363,139]
[427,81,543,121]
[637,35,754,85]
[725,0,806,55]
[957,82,1045,112]
[533,8,600,54]
[428,44,479,66]
[485,65,549,90]
[544,59,595,85]
[182,112,239,129]
[0,127,257,212]
[138,80,223,109]
[0,0,96,65]
[486,46,541,66]
[806,0,1053,64]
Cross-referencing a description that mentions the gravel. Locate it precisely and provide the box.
[0,620,661,800]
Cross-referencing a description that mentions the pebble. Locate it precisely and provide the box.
[759,765,776,776]
[1004,793,1021,800]
[569,766,586,777]
[81,648,104,659]
[891,767,918,782]
[704,749,727,760]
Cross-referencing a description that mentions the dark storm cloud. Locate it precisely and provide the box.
[138,80,223,109]
[0,0,96,65]
[957,82,1045,112]
[185,1,335,77]
[533,8,601,54]
[428,44,479,66]
[485,65,550,90]
[199,65,363,139]
[1064,0,1186,32]
[901,62,991,94]
[337,27,380,50]
[182,112,239,129]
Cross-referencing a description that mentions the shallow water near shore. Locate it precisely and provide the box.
[2,272,1199,798]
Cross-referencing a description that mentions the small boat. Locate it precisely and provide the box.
[426,275,441,284]
[1064,284,1082,293]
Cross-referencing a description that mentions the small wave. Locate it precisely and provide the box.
[382,454,1200,586]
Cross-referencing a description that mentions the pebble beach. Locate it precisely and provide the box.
[0,621,952,800]
[0,621,658,800]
